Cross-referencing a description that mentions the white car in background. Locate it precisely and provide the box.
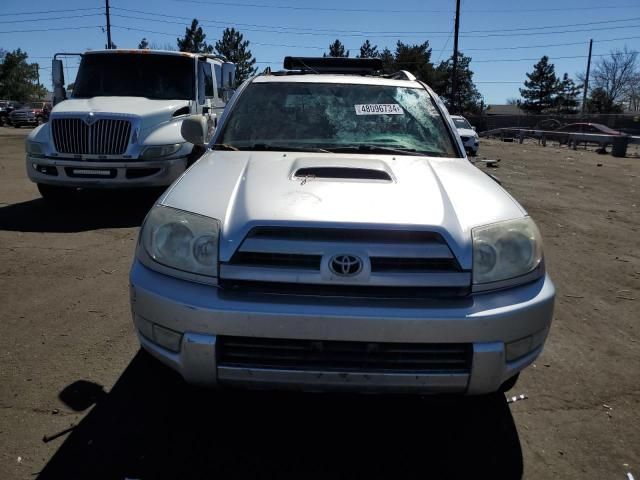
[451,115,479,156]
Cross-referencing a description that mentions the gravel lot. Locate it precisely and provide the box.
[0,128,638,479]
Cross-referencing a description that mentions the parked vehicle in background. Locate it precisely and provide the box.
[551,122,625,150]
[9,101,52,128]
[535,118,562,131]
[0,100,23,126]
[129,57,555,395]
[451,115,479,156]
[554,122,623,135]
[25,49,236,201]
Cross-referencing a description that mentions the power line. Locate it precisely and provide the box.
[472,52,639,63]
[0,7,102,17]
[0,13,102,24]
[171,0,640,14]
[111,25,640,61]
[0,25,102,34]
[109,7,640,37]
[464,36,640,51]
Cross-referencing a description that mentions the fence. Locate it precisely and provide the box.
[465,113,640,136]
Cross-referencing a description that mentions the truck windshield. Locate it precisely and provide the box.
[217,82,459,157]
[73,54,195,100]
[453,118,472,129]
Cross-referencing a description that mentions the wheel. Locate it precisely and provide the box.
[36,116,44,125]
[468,149,478,157]
[0,116,6,127]
[499,373,520,393]
[37,183,75,203]
[13,123,21,128]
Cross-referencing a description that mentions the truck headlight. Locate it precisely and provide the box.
[26,141,45,158]
[141,143,182,159]
[472,217,543,290]
[140,205,219,279]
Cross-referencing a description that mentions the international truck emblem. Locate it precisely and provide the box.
[84,112,97,125]
[329,254,363,277]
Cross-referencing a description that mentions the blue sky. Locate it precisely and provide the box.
[1,0,639,104]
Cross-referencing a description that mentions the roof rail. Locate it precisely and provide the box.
[389,70,416,81]
[283,56,383,75]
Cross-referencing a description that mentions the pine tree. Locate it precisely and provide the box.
[325,39,349,58]
[177,19,214,53]
[394,41,435,84]
[434,52,483,113]
[138,38,149,49]
[215,28,257,86]
[519,56,560,113]
[555,73,581,113]
[379,47,395,72]
[358,40,379,59]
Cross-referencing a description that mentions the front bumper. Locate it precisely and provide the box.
[130,261,555,394]
[26,155,187,188]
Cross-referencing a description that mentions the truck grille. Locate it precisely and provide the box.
[217,336,472,374]
[220,227,471,298]
[51,117,132,155]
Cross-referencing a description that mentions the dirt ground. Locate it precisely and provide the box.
[0,128,638,479]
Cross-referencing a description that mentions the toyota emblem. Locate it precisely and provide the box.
[329,254,363,277]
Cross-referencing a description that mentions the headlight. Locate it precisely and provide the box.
[141,143,182,159]
[140,205,219,279]
[26,141,45,158]
[472,217,543,290]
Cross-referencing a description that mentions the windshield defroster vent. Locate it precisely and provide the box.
[294,167,392,181]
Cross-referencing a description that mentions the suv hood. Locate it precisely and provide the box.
[51,97,190,132]
[162,152,525,266]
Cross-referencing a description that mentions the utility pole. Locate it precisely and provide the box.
[105,0,113,49]
[451,0,461,114]
[581,39,593,114]
[35,64,40,85]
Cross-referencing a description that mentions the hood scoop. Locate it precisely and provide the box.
[291,157,395,183]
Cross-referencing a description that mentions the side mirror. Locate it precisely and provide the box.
[472,126,476,131]
[52,59,66,106]
[181,115,208,146]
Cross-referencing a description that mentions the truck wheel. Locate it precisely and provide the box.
[36,116,44,125]
[37,184,74,203]
[13,124,21,128]
[0,116,5,127]
[499,373,520,393]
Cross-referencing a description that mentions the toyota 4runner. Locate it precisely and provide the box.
[129,57,555,394]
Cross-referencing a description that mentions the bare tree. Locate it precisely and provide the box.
[588,46,638,111]
[506,97,521,106]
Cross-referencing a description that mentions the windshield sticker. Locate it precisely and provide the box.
[354,104,404,115]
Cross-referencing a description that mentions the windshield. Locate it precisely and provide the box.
[217,82,459,156]
[73,54,195,100]
[452,117,472,129]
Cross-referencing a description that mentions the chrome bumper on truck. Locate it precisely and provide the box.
[130,260,555,394]
[26,155,188,188]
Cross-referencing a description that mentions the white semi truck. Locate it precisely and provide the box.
[25,49,236,201]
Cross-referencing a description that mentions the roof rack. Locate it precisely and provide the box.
[283,56,384,75]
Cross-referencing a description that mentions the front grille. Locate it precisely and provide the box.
[221,226,470,297]
[51,117,132,155]
[217,336,472,374]
[231,252,321,270]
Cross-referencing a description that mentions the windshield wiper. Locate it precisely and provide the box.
[239,144,331,153]
[325,145,429,156]
[211,143,239,151]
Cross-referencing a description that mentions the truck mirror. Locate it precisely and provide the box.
[181,115,208,146]
[52,59,66,105]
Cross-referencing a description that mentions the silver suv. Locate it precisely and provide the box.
[129,57,555,394]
